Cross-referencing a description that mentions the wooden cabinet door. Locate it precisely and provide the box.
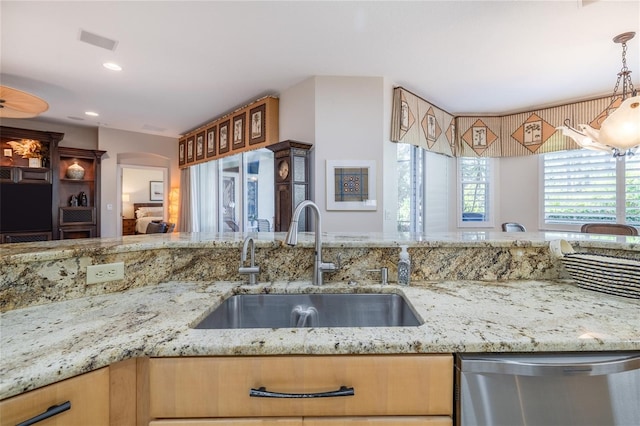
[304,417,452,425]
[0,367,109,426]
[150,419,302,426]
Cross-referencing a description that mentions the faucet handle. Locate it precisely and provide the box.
[366,267,389,285]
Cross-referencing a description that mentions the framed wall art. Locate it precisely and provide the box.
[249,103,266,145]
[150,181,164,201]
[326,160,377,211]
[218,120,230,154]
[196,131,205,160]
[232,112,246,149]
[186,137,195,163]
[206,125,216,158]
[178,139,186,166]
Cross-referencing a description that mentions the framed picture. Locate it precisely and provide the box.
[249,103,266,145]
[186,137,195,162]
[196,131,205,160]
[178,139,186,166]
[326,160,377,211]
[206,126,217,158]
[150,181,164,201]
[232,112,246,149]
[218,120,230,154]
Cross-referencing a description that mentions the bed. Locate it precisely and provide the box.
[133,203,164,234]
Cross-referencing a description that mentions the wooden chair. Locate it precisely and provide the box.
[501,222,526,232]
[580,223,638,236]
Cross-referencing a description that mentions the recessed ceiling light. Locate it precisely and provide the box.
[85,111,99,117]
[103,62,122,71]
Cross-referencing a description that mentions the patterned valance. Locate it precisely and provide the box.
[390,87,455,156]
[391,87,613,157]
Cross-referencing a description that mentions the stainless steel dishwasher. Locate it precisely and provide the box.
[456,352,640,426]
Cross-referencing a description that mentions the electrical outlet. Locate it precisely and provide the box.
[86,262,125,284]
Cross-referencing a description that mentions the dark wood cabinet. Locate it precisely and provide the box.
[267,140,312,232]
[0,126,105,243]
[53,147,106,240]
[0,126,62,243]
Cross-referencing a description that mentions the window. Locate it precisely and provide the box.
[397,144,423,232]
[458,157,493,227]
[541,149,639,228]
[191,148,274,232]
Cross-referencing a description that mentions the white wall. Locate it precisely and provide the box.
[498,155,539,231]
[98,127,178,237]
[280,76,386,232]
[0,117,98,149]
[122,167,165,218]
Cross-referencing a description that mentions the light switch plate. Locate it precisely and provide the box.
[86,262,125,284]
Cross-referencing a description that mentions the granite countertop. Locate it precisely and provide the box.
[2,278,639,399]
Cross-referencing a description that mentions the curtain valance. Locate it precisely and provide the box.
[391,87,612,157]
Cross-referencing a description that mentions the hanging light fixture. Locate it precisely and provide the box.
[558,32,640,157]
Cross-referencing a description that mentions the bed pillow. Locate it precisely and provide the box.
[136,207,164,218]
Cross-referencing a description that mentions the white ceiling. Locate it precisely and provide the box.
[1,1,639,138]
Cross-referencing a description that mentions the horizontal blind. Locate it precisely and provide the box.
[626,157,640,226]
[543,150,617,224]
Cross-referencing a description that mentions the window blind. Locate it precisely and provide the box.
[460,157,489,222]
[543,150,617,224]
[626,157,640,225]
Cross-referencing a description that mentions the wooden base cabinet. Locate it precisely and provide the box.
[0,368,109,426]
[150,417,451,425]
[147,355,452,425]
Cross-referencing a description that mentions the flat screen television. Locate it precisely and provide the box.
[0,183,52,232]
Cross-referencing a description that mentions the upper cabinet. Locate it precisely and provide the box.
[54,147,106,240]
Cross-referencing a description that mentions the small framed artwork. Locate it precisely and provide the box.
[206,126,217,158]
[196,131,205,160]
[219,120,230,154]
[326,160,377,211]
[178,139,186,166]
[150,181,164,201]
[249,103,266,145]
[232,112,246,150]
[186,137,195,162]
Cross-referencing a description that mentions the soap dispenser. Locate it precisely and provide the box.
[398,245,411,286]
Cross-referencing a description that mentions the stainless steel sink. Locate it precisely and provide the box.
[193,293,423,329]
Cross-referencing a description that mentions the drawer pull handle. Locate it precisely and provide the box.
[249,385,354,399]
[16,401,71,426]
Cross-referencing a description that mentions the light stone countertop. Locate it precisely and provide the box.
[2,278,639,400]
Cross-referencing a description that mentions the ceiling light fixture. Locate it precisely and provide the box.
[558,32,640,158]
[85,111,99,117]
[0,86,49,118]
[103,62,122,71]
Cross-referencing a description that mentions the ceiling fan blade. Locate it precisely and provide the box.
[0,86,49,118]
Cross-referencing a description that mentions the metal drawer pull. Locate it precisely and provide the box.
[249,385,354,398]
[16,401,71,426]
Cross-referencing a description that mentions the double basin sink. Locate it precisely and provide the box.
[193,293,423,329]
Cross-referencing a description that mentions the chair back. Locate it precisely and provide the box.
[580,223,638,236]
[502,222,526,232]
[257,219,271,232]
[146,221,166,234]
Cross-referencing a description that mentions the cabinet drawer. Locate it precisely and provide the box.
[0,367,109,426]
[149,355,452,418]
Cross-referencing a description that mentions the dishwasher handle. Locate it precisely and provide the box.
[460,355,640,377]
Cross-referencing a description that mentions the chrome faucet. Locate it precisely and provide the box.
[285,200,337,285]
[239,236,260,284]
